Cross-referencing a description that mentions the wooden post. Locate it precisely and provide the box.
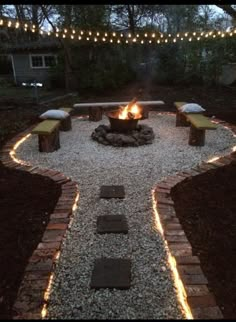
[60,115,72,131]
[141,106,149,119]
[89,106,102,121]
[38,128,60,152]
[176,111,190,127]
[189,125,205,146]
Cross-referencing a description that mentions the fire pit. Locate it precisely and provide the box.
[91,98,155,147]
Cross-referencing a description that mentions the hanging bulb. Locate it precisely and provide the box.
[177,33,179,37]
[173,38,176,43]
[62,34,66,38]
[102,37,106,41]
[197,37,200,40]
[104,32,108,37]
[133,38,137,42]
[0,19,3,25]
[64,28,67,33]
[136,34,139,38]
[78,36,82,40]
[168,34,171,37]
[141,40,144,44]
[89,31,92,36]
[193,32,196,36]
[15,22,20,28]
[120,33,123,37]
[96,32,100,36]
[188,37,192,41]
[112,32,116,37]
[181,37,184,41]
[184,32,188,37]
[86,37,90,41]
[56,33,59,37]
[128,33,132,38]
[80,31,84,35]
[144,33,148,37]
[165,39,168,43]
[152,33,155,38]
[117,39,120,43]
[110,39,113,43]
[125,40,128,43]
[149,40,152,43]
[157,39,160,44]
[71,35,74,39]
[94,37,97,42]
[72,30,75,34]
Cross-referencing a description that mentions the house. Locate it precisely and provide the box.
[4,39,62,87]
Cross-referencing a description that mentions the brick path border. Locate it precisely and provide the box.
[0,125,79,319]
[1,115,235,319]
[153,118,236,319]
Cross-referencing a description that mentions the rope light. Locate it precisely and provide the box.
[0,17,236,46]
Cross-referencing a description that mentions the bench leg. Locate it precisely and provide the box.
[60,115,72,131]
[89,107,102,121]
[189,125,205,146]
[176,111,189,127]
[38,128,60,152]
[141,106,149,119]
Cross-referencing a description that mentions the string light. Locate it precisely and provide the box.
[0,17,236,46]
[110,39,113,43]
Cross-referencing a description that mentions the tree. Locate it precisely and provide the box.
[216,5,236,25]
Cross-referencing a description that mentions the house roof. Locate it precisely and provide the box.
[4,38,62,53]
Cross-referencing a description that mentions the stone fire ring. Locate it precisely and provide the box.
[91,124,155,147]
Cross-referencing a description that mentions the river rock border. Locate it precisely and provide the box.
[0,126,79,320]
[153,118,236,319]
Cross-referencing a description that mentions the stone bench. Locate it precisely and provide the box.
[73,101,165,121]
[31,120,60,152]
[58,107,73,131]
[174,102,217,146]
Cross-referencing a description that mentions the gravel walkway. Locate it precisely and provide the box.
[16,112,236,319]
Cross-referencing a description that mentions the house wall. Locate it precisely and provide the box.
[12,52,56,86]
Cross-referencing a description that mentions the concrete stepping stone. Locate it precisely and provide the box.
[97,215,128,234]
[100,185,125,199]
[90,258,131,289]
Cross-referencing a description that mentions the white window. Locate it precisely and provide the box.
[30,54,57,69]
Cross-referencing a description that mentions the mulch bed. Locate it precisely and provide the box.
[171,161,236,319]
[0,162,61,320]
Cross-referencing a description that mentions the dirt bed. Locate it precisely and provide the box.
[171,161,236,319]
[0,162,61,319]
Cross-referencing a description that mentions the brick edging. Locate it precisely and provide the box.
[153,118,236,319]
[0,128,79,319]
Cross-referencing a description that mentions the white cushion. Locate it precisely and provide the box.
[40,109,69,120]
[180,103,206,113]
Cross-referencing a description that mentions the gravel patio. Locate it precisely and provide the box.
[15,112,236,319]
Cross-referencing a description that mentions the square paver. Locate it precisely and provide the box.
[90,258,131,289]
[97,215,128,234]
[100,185,125,199]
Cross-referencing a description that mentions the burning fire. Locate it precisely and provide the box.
[118,103,142,120]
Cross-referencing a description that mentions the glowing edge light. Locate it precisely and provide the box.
[10,134,31,164]
[151,188,193,319]
[8,133,80,319]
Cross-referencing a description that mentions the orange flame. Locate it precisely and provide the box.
[119,103,142,120]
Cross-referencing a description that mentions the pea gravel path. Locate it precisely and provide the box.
[16,112,236,319]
